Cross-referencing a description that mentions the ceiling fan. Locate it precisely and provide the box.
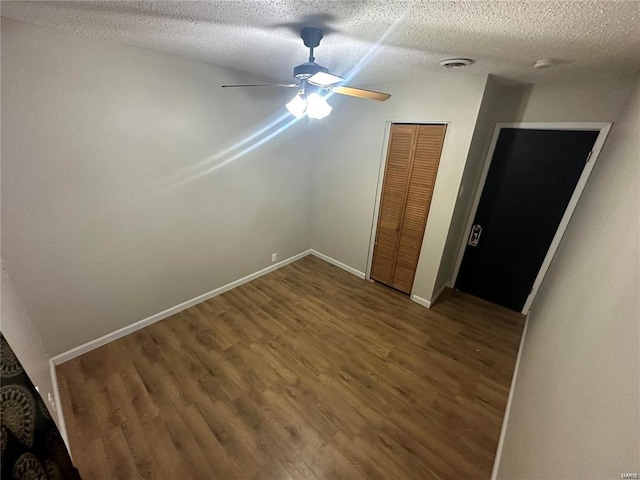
[221,27,391,119]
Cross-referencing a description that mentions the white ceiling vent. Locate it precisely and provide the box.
[439,58,475,69]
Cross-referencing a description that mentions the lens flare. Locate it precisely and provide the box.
[135,6,412,204]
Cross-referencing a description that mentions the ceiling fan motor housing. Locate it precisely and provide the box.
[221,26,390,103]
[300,27,323,48]
[293,62,329,80]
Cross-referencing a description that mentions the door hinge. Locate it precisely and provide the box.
[586,150,593,163]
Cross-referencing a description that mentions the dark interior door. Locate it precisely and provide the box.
[456,128,599,311]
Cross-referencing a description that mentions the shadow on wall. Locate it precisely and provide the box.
[490,76,533,123]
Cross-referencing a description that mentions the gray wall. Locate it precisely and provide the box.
[496,76,640,479]
[3,30,638,479]
[310,74,489,302]
[516,75,632,122]
[433,75,528,297]
[1,18,312,356]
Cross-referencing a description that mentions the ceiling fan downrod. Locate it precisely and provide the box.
[300,27,323,63]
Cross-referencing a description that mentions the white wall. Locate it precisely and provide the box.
[434,75,527,296]
[3,15,635,373]
[496,75,640,479]
[516,75,632,122]
[311,74,488,302]
[1,18,312,356]
[1,264,56,420]
[309,74,632,306]
[438,74,633,296]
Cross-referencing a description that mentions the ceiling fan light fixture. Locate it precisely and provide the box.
[306,93,332,119]
[224,28,390,113]
[286,92,307,118]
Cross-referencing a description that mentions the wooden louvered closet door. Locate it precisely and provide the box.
[371,124,446,294]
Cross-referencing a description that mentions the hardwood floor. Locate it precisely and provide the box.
[57,255,525,480]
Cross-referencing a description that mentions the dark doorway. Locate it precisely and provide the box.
[455,128,599,312]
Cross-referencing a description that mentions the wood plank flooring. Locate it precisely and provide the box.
[57,255,525,480]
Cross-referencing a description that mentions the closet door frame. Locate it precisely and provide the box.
[365,120,450,294]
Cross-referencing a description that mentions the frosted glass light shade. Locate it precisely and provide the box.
[286,93,306,118]
[306,93,332,119]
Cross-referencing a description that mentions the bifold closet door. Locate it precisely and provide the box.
[371,124,446,294]
[370,124,417,286]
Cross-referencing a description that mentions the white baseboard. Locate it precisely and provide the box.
[49,359,70,454]
[490,313,531,480]
[411,282,452,309]
[309,249,366,279]
[410,294,431,308]
[51,249,313,365]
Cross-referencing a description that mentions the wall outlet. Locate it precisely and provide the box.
[271,253,277,262]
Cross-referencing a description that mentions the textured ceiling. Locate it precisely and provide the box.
[2,1,639,84]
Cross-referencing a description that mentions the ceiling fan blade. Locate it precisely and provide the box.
[332,86,391,101]
[308,72,344,86]
[221,84,299,88]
